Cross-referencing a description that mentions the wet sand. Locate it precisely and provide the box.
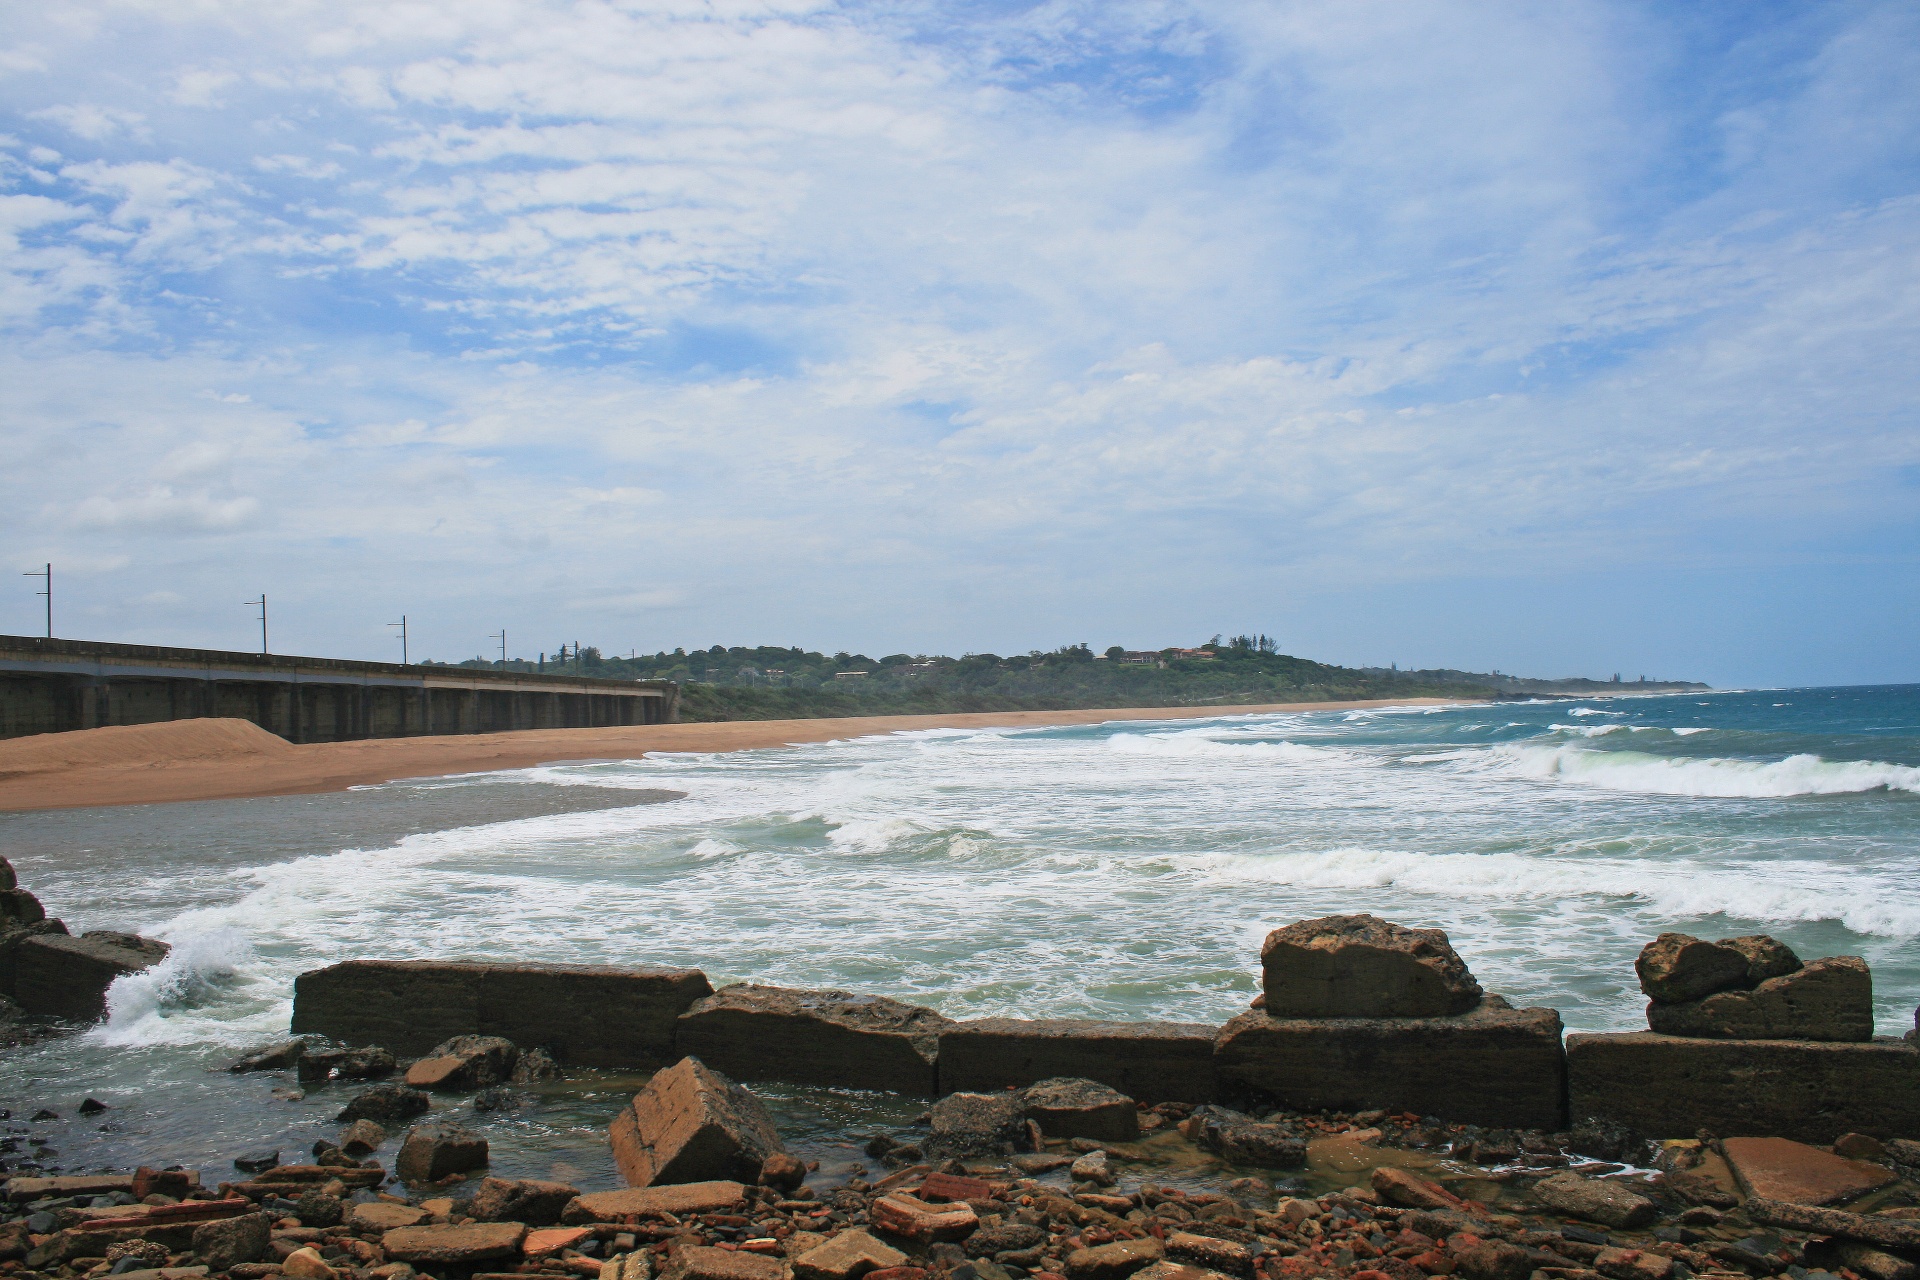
[0,699,1466,812]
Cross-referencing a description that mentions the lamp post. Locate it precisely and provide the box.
[23,564,50,638]
[389,615,409,666]
[245,594,268,653]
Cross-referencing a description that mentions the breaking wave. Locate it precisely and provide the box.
[1472,743,1920,798]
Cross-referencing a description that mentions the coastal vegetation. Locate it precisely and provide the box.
[439,636,1705,722]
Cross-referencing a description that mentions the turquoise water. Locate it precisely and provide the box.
[0,684,1915,1182]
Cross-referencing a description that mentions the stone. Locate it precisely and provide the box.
[1720,936,1802,985]
[299,1045,396,1083]
[338,1119,386,1156]
[1132,1265,1233,1280]
[1565,1032,1920,1144]
[295,1189,344,1228]
[406,1035,519,1090]
[1822,1240,1918,1280]
[1645,957,1874,1042]
[350,1203,429,1232]
[524,1227,593,1258]
[383,1223,528,1264]
[1259,915,1481,1017]
[793,1228,908,1280]
[1069,1150,1115,1186]
[1065,1238,1163,1280]
[1719,1136,1895,1206]
[1889,1137,1920,1167]
[1180,1106,1305,1169]
[1528,1173,1657,1229]
[190,1212,271,1270]
[1745,1199,1920,1253]
[964,1225,1044,1258]
[469,1176,580,1226]
[869,1194,978,1242]
[335,1083,431,1127]
[1453,1241,1533,1280]
[1019,1078,1139,1142]
[937,1018,1219,1104]
[661,1245,787,1280]
[678,984,953,1095]
[283,1247,337,1280]
[227,1040,310,1073]
[10,932,170,1023]
[1831,1133,1886,1160]
[563,1182,749,1224]
[395,1123,489,1184]
[760,1153,807,1195]
[926,1092,1023,1159]
[291,960,713,1067]
[602,1255,654,1280]
[1635,934,1750,1004]
[1593,1249,1672,1280]
[610,1057,784,1187]
[1369,1167,1462,1211]
[1164,1234,1252,1276]
[1215,999,1567,1131]
[514,1046,562,1082]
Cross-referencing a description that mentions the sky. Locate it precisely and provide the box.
[2,1,1917,687]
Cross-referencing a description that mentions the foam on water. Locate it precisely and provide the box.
[1468,742,1920,797]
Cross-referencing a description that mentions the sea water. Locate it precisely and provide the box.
[0,685,1915,1188]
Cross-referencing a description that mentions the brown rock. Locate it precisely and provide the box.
[403,1057,467,1089]
[868,1194,978,1242]
[1719,1136,1895,1206]
[11,931,170,1022]
[338,1118,386,1156]
[1635,934,1750,1004]
[1831,1133,1886,1160]
[1180,1106,1305,1168]
[349,1204,428,1232]
[610,1057,784,1187]
[1645,957,1874,1042]
[1593,1249,1672,1280]
[335,1083,431,1127]
[792,1228,907,1280]
[662,1246,787,1280]
[1823,1240,1918,1280]
[1719,936,1802,985]
[760,1153,807,1195]
[677,985,952,1094]
[1164,1233,1251,1276]
[1215,999,1566,1131]
[1528,1173,1657,1229]
[1260,914,1481,1017]
[395,1123,489,1184]
[283,1246,337,1280]
[381,1223,528,1264]
[468,1176,580,1226]
[563,1181,749,1224]
[1065,1237,1164,1280]
[1566,1031,1920,1146]
[1019,1078,1139,1142]
[937,1018,1219,1104]
[1131,1265,1232,1280]
[409,1035,519,1090]
[1453,1241,1532,1280]
[190,1212,271,1270]
[524,1227,592,1258]
[1369,1167,1462,1211]
[1747,1198,1920,1252]
[926,1092,1022,1159]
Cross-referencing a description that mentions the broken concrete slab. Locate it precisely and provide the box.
[676,984,951,1095]
[563,1182,749,1224]
[1636,934,1751,1004]
[937,1018,1219,1104]
[1215,998,1566,1131]
[1646,957,1874,1042]
[394,1123,489,1184]
[12,931,169,1023]
[1019,1077,1139,1142]
[660,1245,787,1280]
[1719,1136,1896,1206]
[792,1228,907,1280]
[610,1058,783,1187]
[1259,914,1481,1018]
[468,1176,580,1226]
[1528,1172,1658,1229]
[868,1194,978,1242]
[380,1223,528,1264]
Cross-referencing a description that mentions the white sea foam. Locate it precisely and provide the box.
[93,929,268,1047]
[1474,743,1920,798]
[1105,732,1355,764]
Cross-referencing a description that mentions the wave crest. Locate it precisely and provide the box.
[1479,743,1920,798]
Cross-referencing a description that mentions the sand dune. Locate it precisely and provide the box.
[0,699,1464,812]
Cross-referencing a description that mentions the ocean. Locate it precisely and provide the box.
[0,684,1915,1190]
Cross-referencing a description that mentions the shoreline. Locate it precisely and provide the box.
[0,697,1468,813]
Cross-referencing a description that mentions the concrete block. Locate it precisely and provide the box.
[291,960,712,1065]
[1565,1032,1920,1144]
[609,1057,784,1188]
[1213,998,1566,1131]
[676,984,951,1094]
[12,931,169,1023]
[938,1018,1220,1104]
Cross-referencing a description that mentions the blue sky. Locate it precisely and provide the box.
[2,0,1916,686]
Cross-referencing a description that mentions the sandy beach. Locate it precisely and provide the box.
[0,699,1465,812]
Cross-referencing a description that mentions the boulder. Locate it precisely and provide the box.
[283,1247,336,1280]
[938,1018,1219,1103]
[1635,934,1749,1003]
[1019,1078,1139,1142]
[380,1223,527,1264]
[660,1245,787,1280]
[925,1092,1023,1159]
[468,1176,580,1226]
[1719,1136,1895,1206]
[677,984,953,1095]
[759,1153,806,1195]
[562,1182,748,1224]
[335,1083,431,1127]
[405,1035,520,1090]
[296,1188,344,1227]
[869,1194,979,1242]
[1721,935,1802,984]
[1645,956,1873,1041]
[190,1212,271,1270]
[338,1119,385,1156]
[1214,998,1566,1131]
[298,1045,396,1083]
[1259,914,1481,1018]
[1745,1199,1920,1253]
[291,959,713,1067]
[610,1057,784,1187]
[349,1203,428,1232]
[1180,1106,1305,1169]
[395,1123,489,1184]
[1164,1235,1251,1278]
[1369,1167,1464,1211]
[965,1224,1045,1258]
[11,931,170,1022]
[1453,1241,1533,1280]
[226,1040,310,1072]
[1565,1032,1920,1145]
[1528,1172,1657,1228]
[793,1228,908,1280]
[525,1228,593,1258]
[1065,1238,1163,1280]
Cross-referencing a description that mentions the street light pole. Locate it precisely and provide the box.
[245,594,268,653]
[23,564,50,638]
[389,615,409,666]
[489,629,506,666]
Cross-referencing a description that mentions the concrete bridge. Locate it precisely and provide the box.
[0,635,677,742]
